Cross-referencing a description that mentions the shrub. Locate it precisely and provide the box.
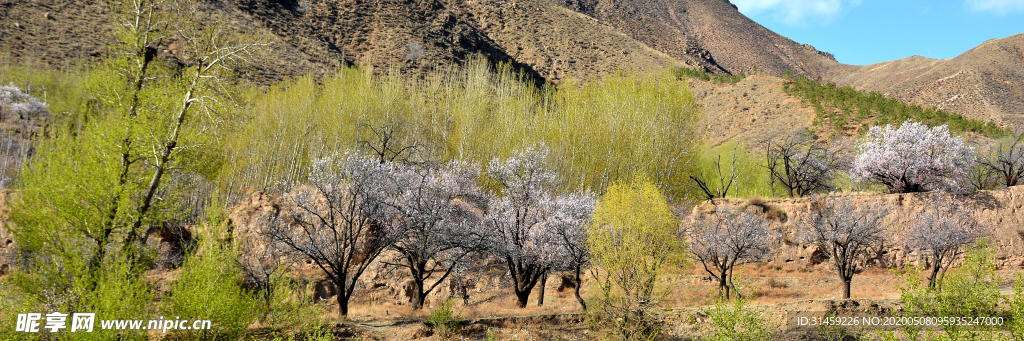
[165,215,258,340]
[895,239,1003,340]
[586,176,687,340]
[701,291,775,341]
[426,298,462,338]
[1009,275,1024,341]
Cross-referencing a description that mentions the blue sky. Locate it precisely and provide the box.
[731,0,1024,65]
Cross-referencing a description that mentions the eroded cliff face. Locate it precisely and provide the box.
[0,190,17,277]
[699,186,1024,272]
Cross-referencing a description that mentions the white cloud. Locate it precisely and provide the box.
[731,0,862,25]
[966,0,1024,13]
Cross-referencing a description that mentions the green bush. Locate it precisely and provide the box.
[164,215,258,340]
[894,239,1004,340]
[1009,275,1024,340]
[586,176,687,340]
[701,292,775,341]
[427,298,462,338]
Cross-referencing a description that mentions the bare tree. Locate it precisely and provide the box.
[686,204,775,299]
[261,151,397,316]
[238,215,287,316]
[851,120,974,193]
[977,133,1024,188]
[383,160,487,310]
[765,133,844,197]
[484,144,573,308]
[359,119,419,165]
[800,197,889,299]
[904,196,990,288]
[966,150,1000,191]
[690,145,738,200]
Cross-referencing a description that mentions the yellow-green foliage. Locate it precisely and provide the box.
[894,239,1003,340]
[222,58,703,199]
[691,141,772,198]
[588,176,687,297]
[586,176,686,340]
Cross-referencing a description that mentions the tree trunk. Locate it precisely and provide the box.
[537,271,548,306]
[411,279,426,310]
[573,266,587,311]
[719,273,730,299]
[337,293,350,317]
[515,289,530,308]
[928,263,942,289]
[842,278,851,299]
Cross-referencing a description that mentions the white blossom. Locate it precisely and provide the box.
[799,196,889,299]
[0,84,49,119]
[851,120,974,193]
[686,204,776,298]
[483,144,595,308]
[903,195,991,287]
[384,160,487,309]
[260,151,399,316]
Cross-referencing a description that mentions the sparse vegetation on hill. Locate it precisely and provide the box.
[676,67,746,84]
[784,75,1010,138]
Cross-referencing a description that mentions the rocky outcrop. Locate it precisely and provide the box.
[0,190,16,277]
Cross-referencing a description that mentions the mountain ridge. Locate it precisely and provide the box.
[1,0,1020,129]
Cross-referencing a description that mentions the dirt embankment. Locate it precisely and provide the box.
[709,186,1024,272]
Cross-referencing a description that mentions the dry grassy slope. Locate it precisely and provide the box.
[455,0,700,82]
[689,75,816,151]
[0,0,327,83]
[622,0,840,79]
[236,0,727,82]
[827,34,1024,131]
[0,0,110,64]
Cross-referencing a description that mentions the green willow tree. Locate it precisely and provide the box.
[222,60,705,199]
[7,0,264,321]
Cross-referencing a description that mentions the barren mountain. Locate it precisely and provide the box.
[827,34,1024,130]
[615,0,839,78]
[2,0,1021,128]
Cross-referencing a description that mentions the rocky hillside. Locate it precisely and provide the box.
[827,34,1024,130]
[2,0,1020,128]
[618,0,839,78]
[689,74,816,150]
[0,0,835,82]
